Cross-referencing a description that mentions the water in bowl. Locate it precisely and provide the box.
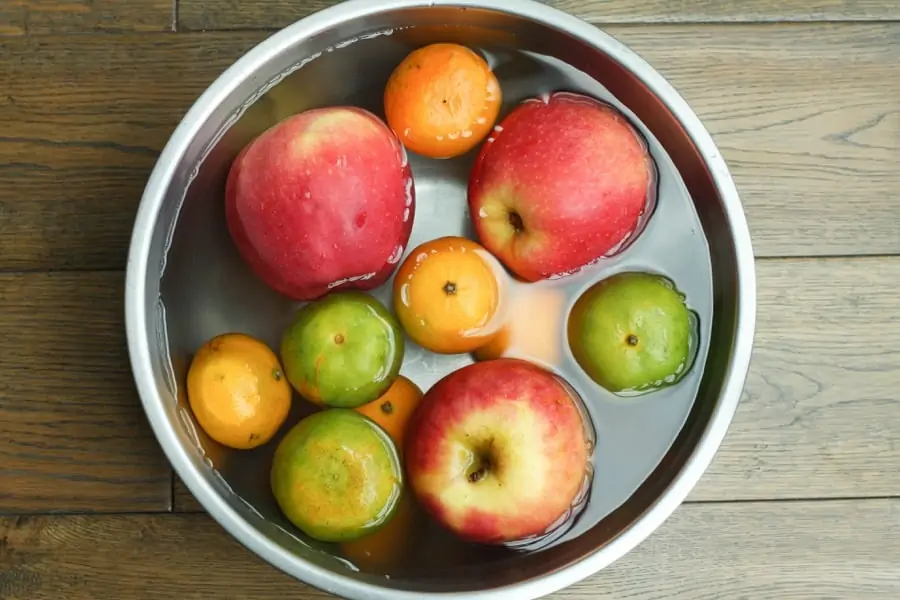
[159,26,712,581]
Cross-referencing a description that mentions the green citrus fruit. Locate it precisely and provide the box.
[568,272,694,394]
[270,408,403,543]
[281,291,404,408]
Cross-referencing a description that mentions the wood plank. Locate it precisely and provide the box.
[177,0,900,31]
[0,0,172,35]
[691,255,900,501]
[174,475,201,512]
[0,33,262,272]
[0,272,171,513]
[173,256,900,512]
[1,25,897,271]
[3,499,899,598]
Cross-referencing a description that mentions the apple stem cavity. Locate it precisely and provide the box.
[626,334,639,346]
[443,281,458,296]
[467,448,494,483]
[507,211,525,234]
[334,333,345,345]
[380,401,394,415]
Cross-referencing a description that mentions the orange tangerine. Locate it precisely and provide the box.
[393,236,503,354]
[186,333,291,450]
[474,284,568,368]
[354,375,424,456]
[384,42,502,159]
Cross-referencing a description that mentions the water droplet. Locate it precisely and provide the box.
[478,207,488,218]
[400,284,410,307]
[335,36,359,49]
[387,245,404,265]
[404,178,414,207]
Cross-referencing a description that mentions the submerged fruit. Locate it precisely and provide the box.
[384,42,501,159]
[340,486,422,574]
[271,409,403,543]
[225,105,414,302]
[354,375,424,456]
[404,359,590,545]
[468,91,655,282]
[473,284,567,367]
[393,236,503,354]
[281,292,404,408]
[186,333,292,450]
[568,272,694,394]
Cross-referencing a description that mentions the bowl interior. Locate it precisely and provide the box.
[137,4,742,596]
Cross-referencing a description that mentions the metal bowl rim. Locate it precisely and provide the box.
[124,1,757,598]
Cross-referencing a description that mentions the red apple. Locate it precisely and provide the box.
[226,106,415,301]
[468,91,654,282]
[404,358,591,545]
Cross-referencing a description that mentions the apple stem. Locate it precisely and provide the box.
[443,282,458,296]
[626,334,639,346]
[468,468,486,483]
[467,454,492,483]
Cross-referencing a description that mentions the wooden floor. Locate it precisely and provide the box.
[1,0,899,598]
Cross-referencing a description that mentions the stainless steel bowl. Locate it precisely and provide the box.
[125,1,756,598]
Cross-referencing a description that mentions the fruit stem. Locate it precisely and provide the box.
[468,467,487,483]
[443,281,458,296]
[467,452,492,483]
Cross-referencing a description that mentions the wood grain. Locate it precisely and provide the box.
[3,499,899,598]
[173,256,900,512]
[0,272,171,513]
[175,475,200,512]
[0,0,173,35]
[691,256,900,501]
[0,33,262,272]
[1,24,897,271]
[177,0,900,31]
